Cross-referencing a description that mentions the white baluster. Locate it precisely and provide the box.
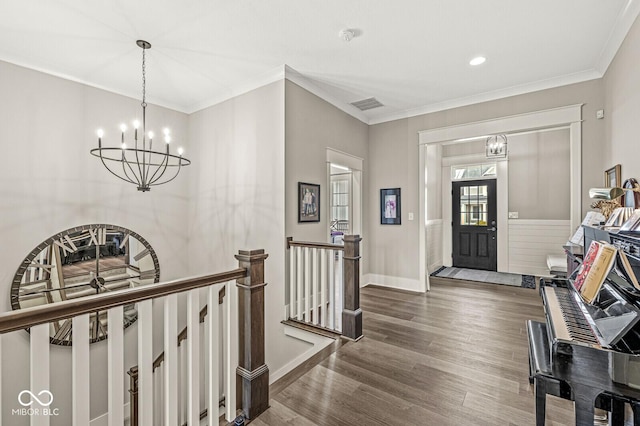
[208,284,220,423]
[296,246,303,321]
[164,294,178,425]
[30,323,49,426]
[304,247,311,322]
[72,314,90,426]
[138,300,153,426]
[336,250,344,332]
[289,245,296,319]
[108,306,124,426]
[312,248,319,325]
[320,249,328,328]
[329,250,335,330]
[225,281,238,421]
[178,343,184,425]
[187,289,200,425]
[0,333,2,426]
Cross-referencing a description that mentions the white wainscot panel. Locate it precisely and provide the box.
[508,219,570,277]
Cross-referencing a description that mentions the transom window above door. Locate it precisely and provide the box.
[451,163,496,180]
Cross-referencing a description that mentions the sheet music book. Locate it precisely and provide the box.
[577,241,617,303]
[569,211,606,246]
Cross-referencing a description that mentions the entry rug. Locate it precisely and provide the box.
[431,266,536,289]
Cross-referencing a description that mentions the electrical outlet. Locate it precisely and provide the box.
[508,212,519,219]
[596,109,604,119]
[408,212,414,220]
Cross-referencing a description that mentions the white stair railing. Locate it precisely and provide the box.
[286,236,363,340]
[151,282,229,426]
[0,248,269,426]
[288,241,343,332]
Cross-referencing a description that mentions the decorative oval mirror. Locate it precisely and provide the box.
[11,224,160,345]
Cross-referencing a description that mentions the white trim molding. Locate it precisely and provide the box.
[269,325,334,384]
[418,104,582,292]
[363,273,424,293]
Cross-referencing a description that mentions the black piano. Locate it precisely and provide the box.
[528,228,640,425]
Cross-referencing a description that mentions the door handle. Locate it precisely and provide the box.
[487,227,497,232]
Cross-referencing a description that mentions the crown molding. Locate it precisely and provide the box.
[185,65,286,114]
[368,69,601,125]
[595,0,640,75]
[283,66,370,124]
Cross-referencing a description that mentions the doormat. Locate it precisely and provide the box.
[431,266,536,289]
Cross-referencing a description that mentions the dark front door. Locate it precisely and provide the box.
[452,179,497,271]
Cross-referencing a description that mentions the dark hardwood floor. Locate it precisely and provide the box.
[252,278,576,425]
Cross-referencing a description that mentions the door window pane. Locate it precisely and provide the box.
[459,184,488,226]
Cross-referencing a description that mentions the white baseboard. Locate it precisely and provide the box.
[90,402,130,426]
[363,273,424,293]
[269,325,334,384]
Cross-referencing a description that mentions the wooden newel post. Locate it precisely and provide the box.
[342,235,363,341]
[235,249,270,420]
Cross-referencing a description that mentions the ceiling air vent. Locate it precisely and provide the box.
[350,97,384,111]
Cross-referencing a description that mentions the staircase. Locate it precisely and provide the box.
[0,249,269,426]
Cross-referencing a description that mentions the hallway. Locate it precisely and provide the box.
[252,279,574,425]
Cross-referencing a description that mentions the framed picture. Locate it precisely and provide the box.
[605,164,621,188]
[298,182,320,223]
[380,188,401,225]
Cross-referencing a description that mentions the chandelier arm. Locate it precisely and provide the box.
[121,151,142,186]
[146,143,172,185]
[146,151,170,185]
[96,150,139,185]
[149,158,183,187]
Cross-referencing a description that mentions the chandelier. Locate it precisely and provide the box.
[485,134,507,158]
[91,40,191,192]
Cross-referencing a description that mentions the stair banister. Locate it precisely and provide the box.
[0,248,271,425]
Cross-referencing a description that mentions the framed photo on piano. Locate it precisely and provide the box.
[605,164,621,188]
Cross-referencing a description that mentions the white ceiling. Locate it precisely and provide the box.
[1,0,639,124]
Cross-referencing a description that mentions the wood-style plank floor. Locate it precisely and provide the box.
[253,278,578,425]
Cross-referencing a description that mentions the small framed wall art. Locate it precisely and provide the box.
[380,188,401,225]
[298,182,320,223]
[605,164,621,188]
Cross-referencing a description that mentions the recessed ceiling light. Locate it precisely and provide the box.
[469,56,486,66]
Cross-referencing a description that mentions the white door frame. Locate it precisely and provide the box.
[418,104,583,291]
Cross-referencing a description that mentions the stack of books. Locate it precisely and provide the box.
[620,209,640,232]
[604,207,636,229]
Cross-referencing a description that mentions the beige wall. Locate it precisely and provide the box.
[439,129,571,221]
[604,13,640,181]
[508,129,570,220]
[0,60,190,425]
[285,80,369,267]
[187,80,311,382]
[368,79,604,285]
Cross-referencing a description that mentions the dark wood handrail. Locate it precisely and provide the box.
[0,268,246,335]
[287,237,345,251]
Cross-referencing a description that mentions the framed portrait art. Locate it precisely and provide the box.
[605,164,621,188]
[298,182,320,223]
[380,188,401,225]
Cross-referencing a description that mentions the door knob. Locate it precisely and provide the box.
[487,226,497,231]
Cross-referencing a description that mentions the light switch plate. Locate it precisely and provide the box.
[508,212,519,219]
[408,212,414,220]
